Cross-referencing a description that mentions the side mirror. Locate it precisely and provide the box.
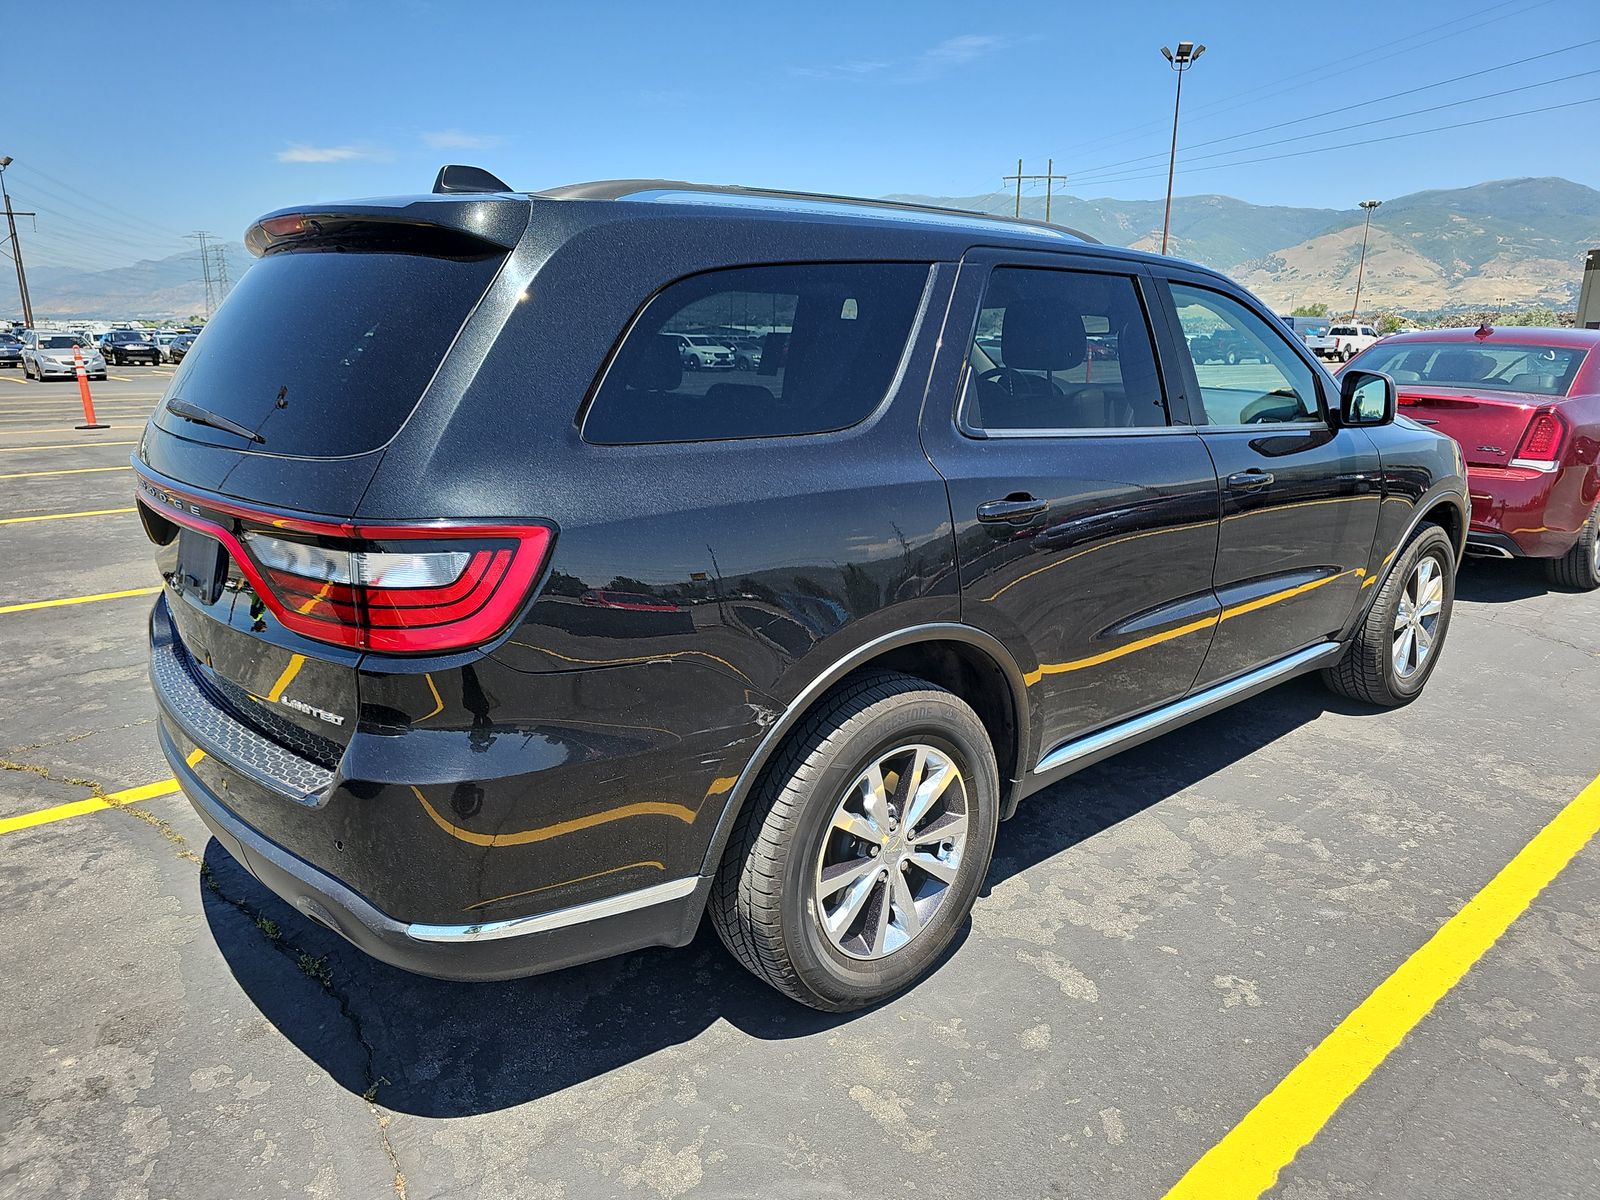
[1339,369,1395,427]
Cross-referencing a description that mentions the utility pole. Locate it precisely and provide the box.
[1350,199,1382,320]
[0,157,36,328]
[211,243,231,303]
[1159,40,1206,256]
[188,231,215,317]
[1002,160,1071,223]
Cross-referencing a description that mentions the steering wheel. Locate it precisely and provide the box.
[1238,394,1299,424]
[976,366,1055,398]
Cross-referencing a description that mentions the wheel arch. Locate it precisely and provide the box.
[696,623,1031,879]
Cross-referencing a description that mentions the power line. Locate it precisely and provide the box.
[1065,38,1600,184]
[9,162,189,240]
[1048,0,1552,162]
[1055,95,1600,192]
[1068,65,1600,187]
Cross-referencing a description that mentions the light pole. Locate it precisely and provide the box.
[1350,198,1382,320]
[1159,40,1205,256]
[0,157,34,329]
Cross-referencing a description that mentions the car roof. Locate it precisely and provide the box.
[1376,326,1600,349]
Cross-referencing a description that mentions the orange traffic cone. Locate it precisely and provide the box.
[73,346,108,430]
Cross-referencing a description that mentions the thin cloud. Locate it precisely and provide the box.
[792,34,1011,84]
[421,129,505,151]
[276,143,388,164]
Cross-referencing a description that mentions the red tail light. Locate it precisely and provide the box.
[1512,409,1566,470]
[136,476,553,653]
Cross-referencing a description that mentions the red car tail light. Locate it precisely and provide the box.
[1511,408,1567,471]
[137,476,553,654]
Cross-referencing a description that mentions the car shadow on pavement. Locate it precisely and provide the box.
[200,675,1354,1117]
[1454,557,1558,603]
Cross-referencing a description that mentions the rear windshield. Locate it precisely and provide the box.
[1357,341,1587,397]
[152,245,503,457]
[583,262,929,444]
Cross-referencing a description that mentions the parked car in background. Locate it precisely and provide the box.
[0,332,21,368]
[1280,314,1336,358]
[21,331,107,380]
[1344,326,1600,589]
[134,173,1467,1012]
[671,333,734,369]
[102,329,161,365]
[729,338,764,370]
[154,332,182,362]
[1188,327,1266,364]
[167,333,197,363]
[1327,322,1380,362]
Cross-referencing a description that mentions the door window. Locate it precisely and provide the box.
[960,267,1170,433]
[1169,284,1323,426]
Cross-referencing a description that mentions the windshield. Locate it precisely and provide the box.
[1357,341,1587,398]
[40,336,80,349]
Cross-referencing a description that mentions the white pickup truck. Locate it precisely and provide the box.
[1326,322,1381,362]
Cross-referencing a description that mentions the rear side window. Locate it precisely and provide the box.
[582,262,929,444]
[961,267,1169,433]
[151,246,504,457]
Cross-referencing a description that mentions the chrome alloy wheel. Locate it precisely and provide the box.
[813,744,969,961]
[1393,554,1445,680]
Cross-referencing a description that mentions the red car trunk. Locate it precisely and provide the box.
[1398,388,1542,469]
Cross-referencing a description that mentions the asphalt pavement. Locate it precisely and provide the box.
[0,368,1595,1199]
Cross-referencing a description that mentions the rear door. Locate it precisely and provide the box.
[1154,274,1382,685]
[920,249,1222,759]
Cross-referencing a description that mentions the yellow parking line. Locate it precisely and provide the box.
[0,466,132,481]
[0,426,127,436]
[0,752,203,837]
[0,586,160,616]
[0,507,137,526]
[1161,770,1600,1200]
[0,441,138,453]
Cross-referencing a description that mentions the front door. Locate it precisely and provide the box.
[1156,277,1382,686]
[921,253,1222,762]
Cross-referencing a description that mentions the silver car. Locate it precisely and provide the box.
[21,332,108,381]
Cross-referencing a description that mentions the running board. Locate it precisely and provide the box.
[1028,642,1343,789]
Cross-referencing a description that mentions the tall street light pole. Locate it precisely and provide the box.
[0,157,35,329]
[1350,198,1382,320]
[1159,40,1205,256]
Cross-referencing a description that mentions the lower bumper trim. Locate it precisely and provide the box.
[406,877,700,943]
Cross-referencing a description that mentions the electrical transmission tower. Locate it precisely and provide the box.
[188,231,215,317]
[211,243,231,304]
[1001,159,1071,223]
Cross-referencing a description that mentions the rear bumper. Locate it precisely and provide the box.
[160,719,709,981]
[1467,464,1592,558]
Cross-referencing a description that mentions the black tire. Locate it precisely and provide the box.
[1226,348,1239,365]
[1544,506,1600,591]
[1322,524,1456,707]
[710,671,1000,1011]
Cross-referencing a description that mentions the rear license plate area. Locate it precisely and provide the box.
[177,527,227,605]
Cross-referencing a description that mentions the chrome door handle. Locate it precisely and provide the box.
[977,496,1048,523]
[1226,470,1275,491]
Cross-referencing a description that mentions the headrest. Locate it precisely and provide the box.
[1508,373,1554,392]
[704,382,775,406]
[1430,349,1494,382]
[1001,300,1086,372]
[623,334,683,391]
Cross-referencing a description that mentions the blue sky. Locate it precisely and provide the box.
[5,0,1597,271]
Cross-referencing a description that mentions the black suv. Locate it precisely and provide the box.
[136,171,1467,1010]
[104,329,161,365]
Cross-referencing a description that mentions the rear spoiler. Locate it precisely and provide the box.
[244,193,529,257]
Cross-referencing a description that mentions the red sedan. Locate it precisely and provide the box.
[1345,326,1600,589]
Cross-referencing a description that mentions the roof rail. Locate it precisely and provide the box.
[533,179,1099,243]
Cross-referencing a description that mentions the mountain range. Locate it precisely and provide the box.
[895,176,1600,315]
[14,177,1600,320]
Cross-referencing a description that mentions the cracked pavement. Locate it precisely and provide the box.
[1,374,1597,1198]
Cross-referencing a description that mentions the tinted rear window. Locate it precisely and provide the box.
[1357,340,1587,397]
[151,246,503,457]
[582,262,929,444]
